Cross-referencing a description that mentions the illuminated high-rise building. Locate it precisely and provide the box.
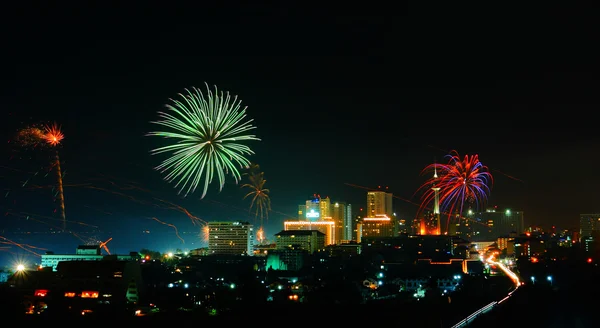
[331,202,353,243]
[320,196,332,218]
[298,194,323,220]
[207,221,254,256]
[366,191,393,218]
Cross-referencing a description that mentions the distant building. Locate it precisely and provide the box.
[331,201,353,243]
[360,215,394,239]
[497,235,515,255]
[366,191,393,218]
[207,221,254,256]
[456,208,525,241]
[275,230,325,254]
[298,195,324,220]
[284,220,335,245]
[189,247,210,256]
[580,214,600,241]
[40,245,140,271]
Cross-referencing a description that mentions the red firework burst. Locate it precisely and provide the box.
[416,150,493,224]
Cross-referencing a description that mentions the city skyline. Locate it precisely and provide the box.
[2,4,599,259]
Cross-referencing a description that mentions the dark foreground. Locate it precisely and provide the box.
[468,264,600,328]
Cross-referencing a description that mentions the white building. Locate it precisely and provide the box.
[207,221,254,256]
[40,245,140,271]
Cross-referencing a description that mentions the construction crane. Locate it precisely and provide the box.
[99,237,113,255]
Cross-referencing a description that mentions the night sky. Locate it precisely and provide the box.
[1,4,599,261]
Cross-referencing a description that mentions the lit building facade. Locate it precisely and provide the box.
[366,191,393,218]
[360,215,394,238]
[461,208,525,241]
[420,212,441,236]
[207,221,254,256]
[331,202,353,243]
[284,220,335,245]
[580,214,600,240]
[298,195,323,220]
[40,245,140,271]
[275,230,325,254]
[319,196,331,218]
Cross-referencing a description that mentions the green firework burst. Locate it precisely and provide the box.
[147,83,260,198]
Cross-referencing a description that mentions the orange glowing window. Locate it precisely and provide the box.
[81,291,99,298]
[64,292,76,297]
[34,289,48,297]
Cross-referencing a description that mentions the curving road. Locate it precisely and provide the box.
[449,255,520,328]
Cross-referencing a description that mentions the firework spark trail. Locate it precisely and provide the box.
[0,236,45,257]
[53,151,66,230]
[10,211,98,228]
[3,212,89,243]
[241,163,271,228]
[15,126,46,147]
[1,165,55,194]
[154,198,207,226]
[43,123,67,230]
[147,83,261,198]
[13,123,68,230]
[203,199,294,220]
[491,169,524,183]
[82,205,113,216]
[33,181,208,229]
[84,175,153,193]
[79,186,165,208]
[0,165,37,174]
[150,217,185,244]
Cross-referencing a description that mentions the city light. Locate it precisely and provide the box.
[486,256,520,286]
[16,264,25,272]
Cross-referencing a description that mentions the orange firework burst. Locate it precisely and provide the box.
[202,225,210,242]
[43,123,64,146]
[256,227,265,244]
[16,123,64,148]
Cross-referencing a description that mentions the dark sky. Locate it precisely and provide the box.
[1,3,599,256]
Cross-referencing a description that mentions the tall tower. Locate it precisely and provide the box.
[420,164,441,235]
[432,165,440,216]
[431,164,441,234]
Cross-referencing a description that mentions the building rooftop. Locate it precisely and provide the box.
[77,245,101,249]
[208,221,251,225]
[275,230,325,236]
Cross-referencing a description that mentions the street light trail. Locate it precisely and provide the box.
[486,255,521,287]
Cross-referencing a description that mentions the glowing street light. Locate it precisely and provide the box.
[16,264,25,272]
